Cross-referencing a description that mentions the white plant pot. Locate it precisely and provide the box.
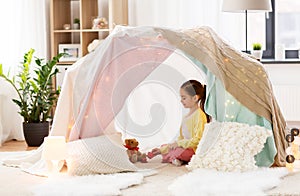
[73,23,79,30]
[252,50,263,60]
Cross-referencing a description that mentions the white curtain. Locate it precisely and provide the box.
[128,0,243,49]
[0,0,49,144]
[0,0,49,73]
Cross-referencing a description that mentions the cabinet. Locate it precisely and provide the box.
[50,0,128,63]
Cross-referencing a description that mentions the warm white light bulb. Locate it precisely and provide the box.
[42,136,67,174]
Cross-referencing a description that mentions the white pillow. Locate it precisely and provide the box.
[66,134,138,176]
[187,121,272,172]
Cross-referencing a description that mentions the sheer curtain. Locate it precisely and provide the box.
[0,0,49,73]
[0,0,49,144]
[128,0,243,49]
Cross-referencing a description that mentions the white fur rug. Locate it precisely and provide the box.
[0,151,156,196]
[168,167,288,196]
[31,172,145,196]
[1,151,299,195]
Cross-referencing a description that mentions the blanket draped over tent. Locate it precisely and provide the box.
[155,27,287,166]
[2,26,287,173]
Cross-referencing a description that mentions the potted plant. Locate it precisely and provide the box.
[0,49,63,146]
[252,43,263,60]
[73,18,80,29]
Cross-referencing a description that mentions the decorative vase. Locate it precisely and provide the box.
[23,122,50,147]
[252,50,263,60]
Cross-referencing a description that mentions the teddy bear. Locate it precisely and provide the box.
[92,17,108,29]
[124,138,147,163]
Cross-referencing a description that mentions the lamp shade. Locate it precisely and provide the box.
[222,0,272,12]
[42,136,67,160]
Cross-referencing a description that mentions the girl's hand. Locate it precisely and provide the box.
[169,142,178,150]
[147,148,161,159]
[151,148,161,155]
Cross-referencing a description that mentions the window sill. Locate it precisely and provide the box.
[261,59,300,64]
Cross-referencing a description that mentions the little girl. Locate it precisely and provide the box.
[147,80,210,166]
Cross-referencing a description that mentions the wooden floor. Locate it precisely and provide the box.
[0,140,37,152]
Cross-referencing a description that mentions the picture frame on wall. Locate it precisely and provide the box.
[58,44,82,62]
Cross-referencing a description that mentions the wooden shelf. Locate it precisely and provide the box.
[50,0,128,61]
[81,28,110,32]
[53,29,109,33]
[48,0,129,120]
[57,61,75,65]
[53,30,82,33]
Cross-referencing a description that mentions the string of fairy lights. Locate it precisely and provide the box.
[285,128,300,171]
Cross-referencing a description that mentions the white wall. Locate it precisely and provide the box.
[97,0,250,50]
[127,0,244,50]
[127,0,273,52]
[0,0,49,72]
[265,64,300,86]
[264,64,300,122]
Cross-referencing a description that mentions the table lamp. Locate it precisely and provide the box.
[222,0,272,53]
[42,136,67,173]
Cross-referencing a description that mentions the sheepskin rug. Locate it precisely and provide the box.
[168,167,288,196]
[31,172,145,196]
[0,151,155,196]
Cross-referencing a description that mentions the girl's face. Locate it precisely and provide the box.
[180,88,199,109]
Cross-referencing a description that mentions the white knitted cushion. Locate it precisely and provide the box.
[187,121,272,172]
[66,134,138,176]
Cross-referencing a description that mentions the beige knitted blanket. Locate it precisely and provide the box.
[156,26,287,167]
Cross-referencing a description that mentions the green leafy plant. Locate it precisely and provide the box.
[74,18,80,24]
[0,49,64,123]
[252,43,262,50]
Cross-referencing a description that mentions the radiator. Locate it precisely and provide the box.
[272,85,300,121]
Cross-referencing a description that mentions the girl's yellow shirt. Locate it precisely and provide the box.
[161,108,207,154]
[177,108,207,152]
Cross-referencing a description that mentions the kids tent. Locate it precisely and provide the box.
[3,26,287,172]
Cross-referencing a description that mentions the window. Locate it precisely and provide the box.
[248,13,267,51]
[265,0,300,59]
